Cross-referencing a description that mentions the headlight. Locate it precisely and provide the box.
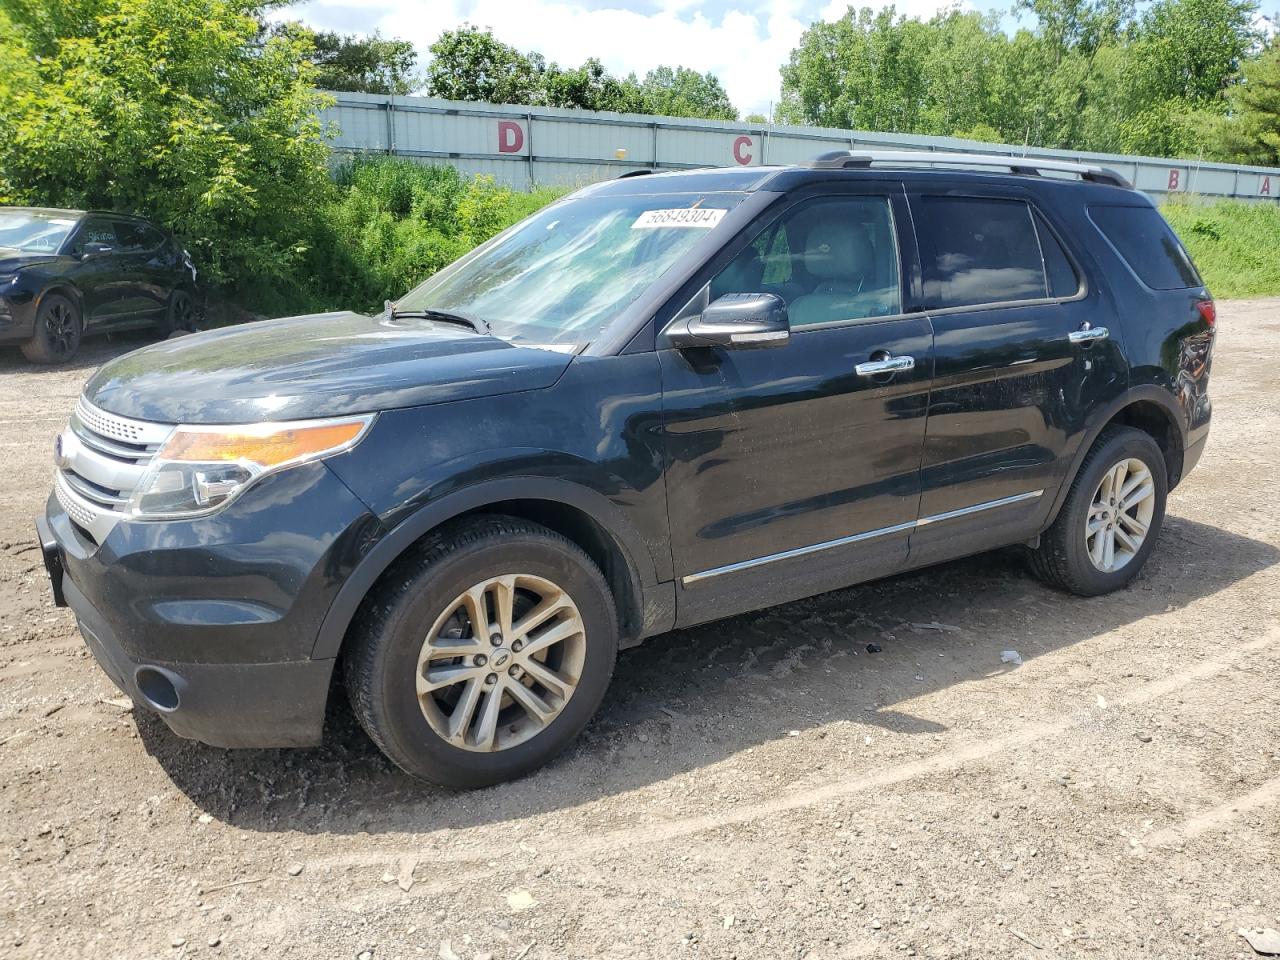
[127,414,374,519]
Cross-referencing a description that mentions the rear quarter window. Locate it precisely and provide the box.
[1088,205,1202,290]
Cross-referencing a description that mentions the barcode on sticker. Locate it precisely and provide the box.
[632,208,726,229]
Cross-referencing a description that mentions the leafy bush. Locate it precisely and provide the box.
[289,158,565,315]
[1162,199,1280,299]
[0,0,333,307]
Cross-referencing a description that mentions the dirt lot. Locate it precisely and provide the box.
[1,302,1278,960]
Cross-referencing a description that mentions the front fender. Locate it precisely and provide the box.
[310,473,662,660]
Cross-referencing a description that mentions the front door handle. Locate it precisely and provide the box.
[855,355,915,377]
[1068,325,1109,344]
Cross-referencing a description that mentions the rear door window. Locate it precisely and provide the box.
[917,197,1049,309]
[1088,205,1201,290]
[1035,212,1081,299]
[112,222,148,253]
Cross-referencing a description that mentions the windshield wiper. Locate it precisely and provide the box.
[384,301,491,336]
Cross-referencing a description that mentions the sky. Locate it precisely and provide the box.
[278,0,997,118]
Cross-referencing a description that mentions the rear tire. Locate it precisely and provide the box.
[21,293,82,364]
[343,515,618,788]
[1029,426,1167,596]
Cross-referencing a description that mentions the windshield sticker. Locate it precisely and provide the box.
[631,208,726,230]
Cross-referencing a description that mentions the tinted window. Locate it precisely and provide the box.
[112,222,148,252]
[111,221,163,252]
[1089,205,1201,290]
[920,197,1047,308]
[710,196,901,326]
[1035,212,1081,299]
[142,226,166,250]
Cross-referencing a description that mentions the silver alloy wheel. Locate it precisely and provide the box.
[415,574,586,752]
[1086,457,1156,573]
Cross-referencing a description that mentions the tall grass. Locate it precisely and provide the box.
[232,158,566,318]
[1161,199,1280,299]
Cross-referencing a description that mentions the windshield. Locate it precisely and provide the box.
[397,191,748,345]
[0,210,78,254]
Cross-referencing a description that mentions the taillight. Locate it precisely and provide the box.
[1196,299,1216,327]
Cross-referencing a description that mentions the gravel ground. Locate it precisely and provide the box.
[1,301,1278,960]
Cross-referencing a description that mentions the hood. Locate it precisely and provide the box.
[0,251,58,272]
[84,311,576,424]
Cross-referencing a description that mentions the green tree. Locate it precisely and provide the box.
[778,0,1262,157]
[275,23,420,96]
[778,7,933,131]
[423,25,739,119]
[424,25,544,104]
[639,66,738,120]
[1215,42,1280,164]
[542,58,643,112]
[1129,0,1258,103]
[0,0,333,299]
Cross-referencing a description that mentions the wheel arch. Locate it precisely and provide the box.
[35,281,84,316]
[312,478,659,661]
[1046,386,1187,527]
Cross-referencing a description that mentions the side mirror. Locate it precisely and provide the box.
[667,293,790,350]
[81,242,113,259]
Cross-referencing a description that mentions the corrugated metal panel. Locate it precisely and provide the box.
[321,92,1280,203]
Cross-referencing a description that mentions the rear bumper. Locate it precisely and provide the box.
[58,559,334,748]
[1181,433,1209,481]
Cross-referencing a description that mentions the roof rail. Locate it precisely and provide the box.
[616,169,657,179]
[803,150,1131,188]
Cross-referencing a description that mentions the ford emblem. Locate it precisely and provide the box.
[53,433,69,470]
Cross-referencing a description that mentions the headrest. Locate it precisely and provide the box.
[803,221,872,280]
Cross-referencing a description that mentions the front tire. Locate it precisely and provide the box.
[21,293,82,364]
[162,289,198,336]
[1030,426,1168,596]
[343,515,618,788]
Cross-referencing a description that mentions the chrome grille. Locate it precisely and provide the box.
[54,472,99,530]
[54,399,173,541]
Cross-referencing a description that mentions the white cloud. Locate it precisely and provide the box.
[281,0,966,116]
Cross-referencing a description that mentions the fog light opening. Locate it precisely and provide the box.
[134,666,180,712]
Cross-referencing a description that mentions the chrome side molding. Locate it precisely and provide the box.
[681,489,1044,586]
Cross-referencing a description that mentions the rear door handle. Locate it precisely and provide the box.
[855,355,915,376]
[1068,326,1109,343]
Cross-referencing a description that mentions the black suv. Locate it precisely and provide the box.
[36,153,1214,787]
[0,207,198,363]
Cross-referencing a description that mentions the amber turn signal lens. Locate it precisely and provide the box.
[159,418,370,469]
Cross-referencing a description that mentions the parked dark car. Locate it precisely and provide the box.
[36,152,1214,787]
[0,207,198,363]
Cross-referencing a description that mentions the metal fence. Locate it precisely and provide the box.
[321,91,1280,203]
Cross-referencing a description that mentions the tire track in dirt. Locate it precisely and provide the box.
[1143,774,1280,849]
[315,624,1280,888]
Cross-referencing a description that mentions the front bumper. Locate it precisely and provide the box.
[36,462,379,748]
[0,303,34,344]
[63,563,334,747]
